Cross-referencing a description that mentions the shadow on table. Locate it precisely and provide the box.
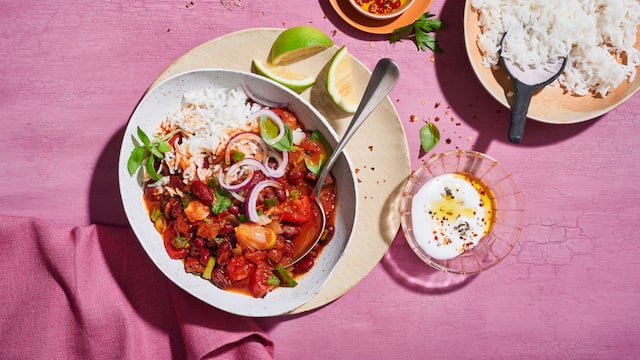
[433,0,598,150]
[89,126,129,226]
[381,231,477,294]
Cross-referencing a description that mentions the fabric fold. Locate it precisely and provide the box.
[0,215,273,359]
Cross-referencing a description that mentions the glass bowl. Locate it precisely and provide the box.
[400,150,525,274]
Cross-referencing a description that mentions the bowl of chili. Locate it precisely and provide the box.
[119,68,359,316]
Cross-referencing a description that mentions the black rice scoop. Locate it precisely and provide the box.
[500,33,568,143]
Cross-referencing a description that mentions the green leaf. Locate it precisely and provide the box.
[390,12,445,53]
[157,141,171,153]
[304,130,332,175]
[145,157,162,181]
[150,144,164,159]
[127,146,146,175]
[419,122,440,153]
[137,126,151,147]
[260,115,294,151]
[211,190,232,215]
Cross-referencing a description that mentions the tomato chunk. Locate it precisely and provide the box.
[249,264,276,298]
[280,195,312,223]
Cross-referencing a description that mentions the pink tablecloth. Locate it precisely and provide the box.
[2,0,640,359]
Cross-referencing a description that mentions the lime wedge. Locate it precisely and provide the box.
[326,45,358,113]
[252,59,316,93]
[269,26,333,65]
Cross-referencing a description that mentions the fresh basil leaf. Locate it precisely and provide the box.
[420,122,440,153]
[304,156,324,176]
[137,126,151,147]
[127,146,146,175]
[260,116,294,151]
[157,141,171,153]
[145,157,162,181]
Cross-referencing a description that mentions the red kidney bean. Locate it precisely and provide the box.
[294,255,315,274]
[275,188,287,202]
[227,205,240,215]
[216,240,231,265]
[199,248,210,266]
[191,180,213,205]
[287,170,304,185]
[211,268,230,289]
[218,223,235,235]
[281,225,300,238]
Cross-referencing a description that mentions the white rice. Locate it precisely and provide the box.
[471,0,640,97]
[158,87,262,184]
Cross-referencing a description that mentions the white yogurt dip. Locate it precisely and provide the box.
[411,173,494,260]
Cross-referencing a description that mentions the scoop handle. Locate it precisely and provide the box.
[509,80,535,144]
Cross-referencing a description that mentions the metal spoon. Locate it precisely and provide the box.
[286,58,400,267]
[500,33,568,143]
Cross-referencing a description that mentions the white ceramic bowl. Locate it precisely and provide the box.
[118,69,358,317]
[349,0,415,20]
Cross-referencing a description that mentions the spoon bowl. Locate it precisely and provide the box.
[286,58,401,267]
[500,33,568,143]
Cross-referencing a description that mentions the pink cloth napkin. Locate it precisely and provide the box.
[0,215,274,359]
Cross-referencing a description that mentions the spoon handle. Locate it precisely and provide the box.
[315,58,400,196]
[509,80,535,144]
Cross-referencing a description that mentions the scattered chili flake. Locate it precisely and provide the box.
[445,138,452,144]
[434,101,441,108]
[409,114,418,122]
[368,145,374,151]
[370,167,375,171]
[434,117,440,122]
[429,55,435,62]
[355,168,360,174]
[331,30,337,36]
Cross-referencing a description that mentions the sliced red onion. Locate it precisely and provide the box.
[264,149,288,178]
[224,132,268,165]
[242,83,288,108]
[253,109,285,145]
[228,190,245,202]
[217,161,255,192]
[245,180,283,225]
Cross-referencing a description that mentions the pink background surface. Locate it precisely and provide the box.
[1,0,639,358]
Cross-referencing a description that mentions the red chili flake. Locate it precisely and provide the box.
[370,167,375,171]
[435,101,441,108]
[409,114,418,122]
[434,117,440,122]
[445,138,452,144]
[355,168,360,174]
[368,145,374,151]
[331,30,337,36]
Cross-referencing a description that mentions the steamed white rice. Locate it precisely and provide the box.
[157,87,262,185]
[471,0,640,97]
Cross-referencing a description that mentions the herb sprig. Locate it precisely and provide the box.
[390,12,445,52]
[127,126,177,180]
